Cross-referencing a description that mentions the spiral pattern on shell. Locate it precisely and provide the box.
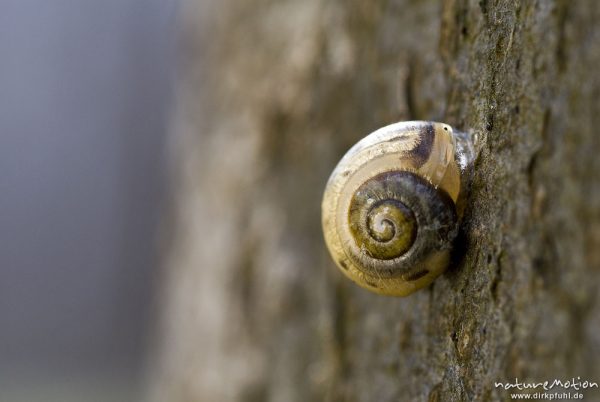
[322,121,473,296]
[344,170,457,278]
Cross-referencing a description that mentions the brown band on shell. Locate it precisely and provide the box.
[407,123,435,167]
[402,269,429,282]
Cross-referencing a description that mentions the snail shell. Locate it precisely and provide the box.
[322,121,474,296]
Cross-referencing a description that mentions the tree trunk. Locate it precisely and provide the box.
[149,1,600,401]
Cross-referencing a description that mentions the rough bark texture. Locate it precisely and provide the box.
[150,1,600,401]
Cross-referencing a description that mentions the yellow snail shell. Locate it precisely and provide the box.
[321,121,474,296]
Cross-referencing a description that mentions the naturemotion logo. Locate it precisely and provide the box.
[495,377,598,400]
[494,377,598,392]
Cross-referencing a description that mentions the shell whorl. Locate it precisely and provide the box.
[322,121,471,296]
[345,170,457,278]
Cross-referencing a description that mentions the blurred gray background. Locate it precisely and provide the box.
[0,1,178,400]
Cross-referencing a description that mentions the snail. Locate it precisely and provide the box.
[321,121,475,296]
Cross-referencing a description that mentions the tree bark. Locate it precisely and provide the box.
[149,1,600,401]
